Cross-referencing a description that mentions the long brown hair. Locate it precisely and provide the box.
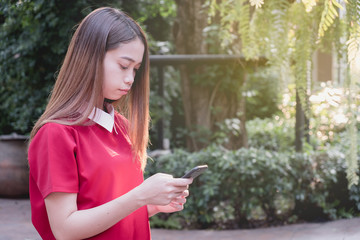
[30,7,150,169]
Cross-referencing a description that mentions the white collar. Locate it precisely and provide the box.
[88,104,115,132]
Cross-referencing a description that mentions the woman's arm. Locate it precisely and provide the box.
[45,191,141,240]
[45,173,192,240]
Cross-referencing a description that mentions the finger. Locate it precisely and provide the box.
[181,190,189,197]
[169,202,184,211]
[170,185,188,196]
[172,190,189,198]
[156,173,174,181]
[172,197,186,204]
[170,191,186,199]
[173,186,188,194]
[172,178,193,186]
[171,191,186,200]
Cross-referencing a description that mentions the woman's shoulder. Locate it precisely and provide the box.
[35,122,78,139]
[41,121,77,131]
[29,122,79,154]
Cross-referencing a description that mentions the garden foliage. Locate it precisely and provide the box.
[0,0,174,135]
[146,117,360,229]
[0,0,92,134]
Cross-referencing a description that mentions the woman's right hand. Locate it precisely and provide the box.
[136,173,193,206]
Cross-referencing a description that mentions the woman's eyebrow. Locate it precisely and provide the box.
[120,56,135,62]
[120,56,142,65]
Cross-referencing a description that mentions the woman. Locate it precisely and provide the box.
[28,7,192,240]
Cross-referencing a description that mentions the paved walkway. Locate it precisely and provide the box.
[1,198,360,240]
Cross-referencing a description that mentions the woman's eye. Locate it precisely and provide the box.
[120,65,128,70]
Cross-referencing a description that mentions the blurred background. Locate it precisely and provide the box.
[1,0,359,231]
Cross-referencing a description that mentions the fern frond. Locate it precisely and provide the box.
[332,0,344,9]
[259,0,291,68]
[207,0,218,19]
[346,0,360,63]
[302,0,317,12]
[211,0,238,50]
[249,0,264,9]
[236,0,254,59]
[318,0,344,39]
[345,0,360,188]
[291,1,324,117]
[209,0,259,59]
[345,76,359,188]
[347,31,360,63]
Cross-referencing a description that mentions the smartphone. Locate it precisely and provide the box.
[182,165,208,179]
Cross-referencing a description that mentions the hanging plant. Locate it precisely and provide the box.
[207,0,359,187]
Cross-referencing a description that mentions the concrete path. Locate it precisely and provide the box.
[1,198,359,240]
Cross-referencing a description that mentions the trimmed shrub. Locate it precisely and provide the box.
[145,144,359,229]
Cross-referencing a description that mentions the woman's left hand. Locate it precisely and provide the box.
[147,190,189,216]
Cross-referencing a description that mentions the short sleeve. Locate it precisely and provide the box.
[28,123,79,198]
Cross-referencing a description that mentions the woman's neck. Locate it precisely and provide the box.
[103,99,115,113]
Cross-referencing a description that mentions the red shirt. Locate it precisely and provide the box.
[28,111,150,240]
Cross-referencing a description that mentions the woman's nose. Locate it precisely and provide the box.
[124,74,134,85]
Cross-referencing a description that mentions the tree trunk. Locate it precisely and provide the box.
[295,89,309,152]
[295,90,304,152]
[239,72,248,148]
[173,0,210,151]
[173,0,248,151]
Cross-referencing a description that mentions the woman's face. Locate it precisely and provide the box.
[102,38,144,101]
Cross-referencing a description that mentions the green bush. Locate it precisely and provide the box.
[0,0,94,134]
[246,117,295,152]
[145,144,359,229]
[0,0,174,135]
[245,67,282,120]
